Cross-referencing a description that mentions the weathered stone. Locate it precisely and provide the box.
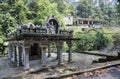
[41,46,47,66]
[56,41,63,65]
[48,43,51,57]
[6,15,76,70]
[18,46,23,66]
[23,46,30,70]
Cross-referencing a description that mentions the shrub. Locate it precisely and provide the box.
[73,32,96,51]
[93,32,110,50]
[73,32,110,52]
[112,34,120,45]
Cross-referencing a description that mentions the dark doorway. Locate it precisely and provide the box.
[30,43,41,60]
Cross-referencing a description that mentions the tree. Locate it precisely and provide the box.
[98,0,118,26]
[117,0,120,25]
[76,0,118,26]
[50,0,75,16]
[0,1,17,36]
[0,0,61,36]
[26,0,60,25]
[76,0,94,18]
[5,0,28,24]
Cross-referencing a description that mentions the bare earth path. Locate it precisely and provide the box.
[0,53,120,79]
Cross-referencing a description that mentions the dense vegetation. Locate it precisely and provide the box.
[117,0,120,21]
[76,0,118,26]
[73,31,110,52]
[0,0,119,54]
[0,0,74,54]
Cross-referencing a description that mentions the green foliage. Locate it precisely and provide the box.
[74,32,95,51]
[0,0,62,37]
[0,0,66,54]
[76,0,94,18]
[93,32,109,50]
[73,32,110,52]
[62,42,68,52]
[0,42,6,55]
[7,0,28,24]
[50,0,75,16]
[26,0,60,25]
[117,0,120,25]
[0,13,16,36]
[112,34,120,45]
[0,0,27,38]
[76,0,118,26]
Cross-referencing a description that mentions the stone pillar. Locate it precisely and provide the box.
[48,43,51,57]
[11,44,14,61]
[88,21,90,25]
[41,46,47,66]
[56,42,63,65]
[67,41,72,62]
[8,43,12,59]
[91,21,93,27]
[17,46,23,66]
[23,46,30,70]
[56,46,59,59]
[77,20,79,25]
[11,44,13,59]
[92,21,93,25]
[13,44,17,63]
[38,45,42,59]
[58,46,63,64]
[79,20,81,24]
[68,46,72,62]
[81,20,83,25]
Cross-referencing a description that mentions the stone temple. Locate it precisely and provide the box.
[6,15,79,70]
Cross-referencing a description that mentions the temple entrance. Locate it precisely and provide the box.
[30,43,41,60]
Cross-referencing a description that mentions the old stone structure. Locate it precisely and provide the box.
[73,18,108,26]
[7,16,78,70]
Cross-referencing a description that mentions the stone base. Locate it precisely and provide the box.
[24,68,30,71]
[47,55,51,57]
[68,60,74,63]
[42,64,47,67]
[58,62,64,65]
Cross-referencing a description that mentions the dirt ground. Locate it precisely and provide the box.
[0,53,120,79]
[77,67,120,79]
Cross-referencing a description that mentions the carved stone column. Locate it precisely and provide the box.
[11,44,13,59]
[23,46,30,70]
[82,20,83,25]
[13,44,17,63]
[88,21,90,25]
[48,43,51,57]
[56,41,63,65]
[17,45,23,66]
[56,45,59,59]
[67,41,72,62]
[41,46,47,66]
[8,43,12,59]
[38,44,41,59]
[11,44,14,61]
